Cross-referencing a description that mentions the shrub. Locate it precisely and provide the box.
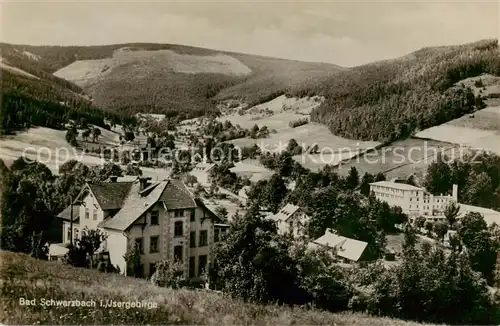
[289,118,309,128]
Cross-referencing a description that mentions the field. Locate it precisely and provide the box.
[334,138,459,180]
[0,126,170,180]
[0,250,432,325]
[415,105,500,155]
[222,96,379,154]
[54,48,253,88]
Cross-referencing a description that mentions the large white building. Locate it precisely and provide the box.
[54,176,225,279]
[370,181,458,220]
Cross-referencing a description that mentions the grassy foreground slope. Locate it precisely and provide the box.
[0,251,431,325]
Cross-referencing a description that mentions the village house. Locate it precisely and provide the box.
[54,176,223,279]
[189,162,216,187]
[268,203,310,238]
[309,230,368,262]
[370,180,458,221]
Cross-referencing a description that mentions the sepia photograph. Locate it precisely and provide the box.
[1,0,500,324]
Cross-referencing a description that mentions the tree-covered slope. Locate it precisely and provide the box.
[0,42,342,117]
[288,39,500,142]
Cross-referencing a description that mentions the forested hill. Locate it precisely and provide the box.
[0,42,342,118]
[0,44,128,135]
[288,39,500,142]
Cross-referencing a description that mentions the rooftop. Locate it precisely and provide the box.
[270,203,301,222]
[88,182,134,210]
[370,181,423,191]
[310,230,368,262]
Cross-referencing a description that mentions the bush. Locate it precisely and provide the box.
[289,118,309,128]
[151,259,188,289]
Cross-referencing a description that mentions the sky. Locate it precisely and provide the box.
[1,0,499,67]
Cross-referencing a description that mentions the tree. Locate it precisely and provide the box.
[184,174,198,187]
[424,154,453,195]
[444,202,460,229]
[458,212,497,283]
[360,172,374,196]
[433,221,449,242]
[346,166,359,190]
[65,227,107,268]
[286,138,302,155]
[214,206,228,221]
[424,220,434,236]
[124,131,135,142]
[124,243,142,277]
[125,164,142,176]
[91,127,101,142]
[65,127,78,146]
[150,259,188,288]
[414,216,426,230]
[82,129,91,142]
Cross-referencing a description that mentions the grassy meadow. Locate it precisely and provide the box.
[0,250,435,325]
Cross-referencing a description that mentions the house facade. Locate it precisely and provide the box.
[57,176,221,279]
[369,181,458,221]
[269,203,310,238]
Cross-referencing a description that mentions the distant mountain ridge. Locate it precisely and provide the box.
[0,42,343,118]
[1,39,499,142]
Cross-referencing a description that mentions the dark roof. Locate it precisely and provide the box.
[88,182,134,210]
[57,205,80,222]
[159,179,197,209]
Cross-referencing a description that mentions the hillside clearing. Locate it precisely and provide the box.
[0,250,432,325]
[0,127,169,180]
[415,105,500,155]
[54,48,252,88]
[220,95,379,152]
[334,138,459,181]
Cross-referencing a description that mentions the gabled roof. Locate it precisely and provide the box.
[160,179,197,209]
[88,182,134,210]
[195,162,215,171]
[310,230,368,262]
[99,179,198,231]
[57,205,80,222]
[369,181,423,191]
[99,180,166,231]
[271,203,301,222]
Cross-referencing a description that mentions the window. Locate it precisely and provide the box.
[189,256,196,278]
[174,210,184,217]
[150,236,159,253]
[149,263,157,277]
[93,209,97,220]
[174,245,183,262]
[214,229,220,243]
[190,231,196,248]
[150,211,159,225]
[135,238,143,254]
[199,230,208,247]
[190,209,195,222]
[74,229,79,240]
[67,227,71,243]
[174,221,183,237]
[85,208,90,219]
[198,255,207,276]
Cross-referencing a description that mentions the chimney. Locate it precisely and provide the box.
[139,177,152,191]
[452,184,458,201]
[109,176,118,182]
